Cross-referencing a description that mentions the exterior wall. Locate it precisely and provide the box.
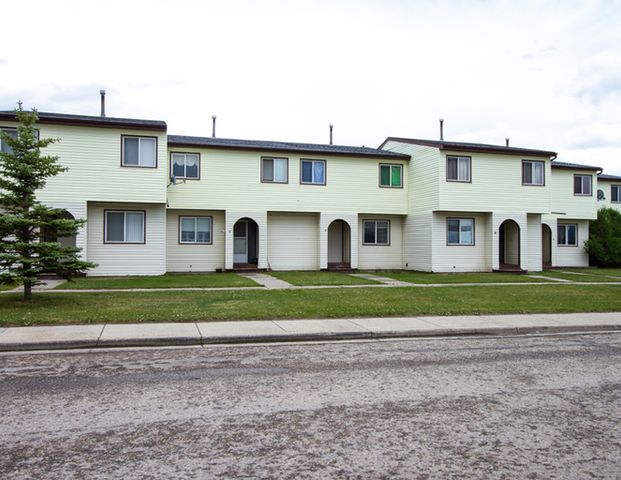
[597,179,621,213]
[43,201,88,260]
[86,202,166,276]
[319,213,358,269]
[358,214,403,269]
[225,211,268,269]
[526,214,543,272]
[554,219,590,267]
[267,212,320,270]
[431,212,492,272]
[551,168,598,219]
[166,209,225,272]
[491,213,528,271]
[438,151,551,214]
[166,147,408,215]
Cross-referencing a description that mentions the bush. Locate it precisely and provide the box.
[585,208,621,267]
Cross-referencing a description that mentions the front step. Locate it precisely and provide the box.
[233,263,262,272]
[328,262,352,272]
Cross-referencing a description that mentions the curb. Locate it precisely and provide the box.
[1,324,619,352]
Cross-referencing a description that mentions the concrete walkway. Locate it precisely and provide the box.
[350,273,414,286]
[238,272,293,289]
[0,312,619,352]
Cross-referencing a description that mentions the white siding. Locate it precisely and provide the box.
[166,210,225,272]
[432,212,492,272]
[597,179,621,213]
[358,215,403,269]
[87,202,166,276]
[555,220,590,267]
[550,168,598,219]
[267,213,320,270]
[526,214,543,272]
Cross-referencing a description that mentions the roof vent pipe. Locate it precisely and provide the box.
[99,90,106,117]
[212,115,217,138]
[329,124,333,145]
[506,138,510,147]
[439,118,444,141]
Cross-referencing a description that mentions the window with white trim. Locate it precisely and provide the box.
[122,136,157,167]
[446,156,471,182]
[447,218,474,245]
[574,174,592,196]
[522,160,545,186]
[105,210,145,243]
[557,224,577,246]
[261,157,288,183]
[379,163,403,187]
[612,185,621,203]
[300,159,326,185]
[0,128,17,154]
[171,153,199,179]
[363,220,390,245]
[179,216,212,244]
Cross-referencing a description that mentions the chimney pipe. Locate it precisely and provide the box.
[212,115,217,138]
[100,90,106,117]
[505,138,510,147]
[329,124,333,145]
[439,118,444,141]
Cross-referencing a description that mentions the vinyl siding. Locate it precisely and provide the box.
[166,209,225,272]
[526,214,543,272]
[555,220,590,267]
[551,168,598,219]
[86,202,166,276]
[267,212,320,270]
[358,214,403,269]
[597,179,621,213]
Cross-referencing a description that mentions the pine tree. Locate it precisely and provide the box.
[0,104,95,300]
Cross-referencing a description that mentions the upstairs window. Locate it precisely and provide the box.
[574,174,592,196]
[446,156,471,182]
[522,160,545,185]
[179,216,212,244]
[261,157,288,183]
[300,159,326,185]
[447,218,474,245]
[171,152,200,179]
[363,220,390,245]
[379,164,403,188]
[558,224,577,246]
[612,185,621,203]
[105,210,145,243]
[0,128,17,154]
[122,136,157,167]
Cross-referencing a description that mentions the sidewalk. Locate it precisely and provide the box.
[0,312,620,352]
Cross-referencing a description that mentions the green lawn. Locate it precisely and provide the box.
[54,273,259,290]
[363,271,552,284]
[268,271,378,286]
[2,284,621,327]
[536,271,621,283]
[555,268,621,278]
[0,283,17,291]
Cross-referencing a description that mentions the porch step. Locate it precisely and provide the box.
[233,263,261,272]
[328,262,352,272]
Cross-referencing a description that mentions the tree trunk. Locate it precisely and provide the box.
[24,283,32,301]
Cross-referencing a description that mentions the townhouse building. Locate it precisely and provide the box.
[597,173,621,213]
[0,108,613,276]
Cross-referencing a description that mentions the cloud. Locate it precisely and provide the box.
[0,58,6,66]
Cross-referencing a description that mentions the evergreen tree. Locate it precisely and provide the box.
[584,207,621,267]
[0,105,95,300]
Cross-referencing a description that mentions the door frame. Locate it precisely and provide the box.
[233,219,248,263]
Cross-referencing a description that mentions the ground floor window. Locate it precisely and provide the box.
[363,220,390,245]
[179,216,212,244]
[105,210,145,243]
[558,224,578,246]
[447,218,474,245]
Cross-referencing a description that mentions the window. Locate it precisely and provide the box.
[574,174,592,196]
[446,156,471,182]
[363,220,390,245]
[447,218,474,245]
[558,224,577,246]
[379,164,403,188]
[179,216,212,244]
[122,136,157,167]
[171,152,200,179]
[612,185,621,203]
[0,128,17,154]
[261,157,288,183]
[104,210,145,243]
[300,159,326,185]
[522,160,545,186]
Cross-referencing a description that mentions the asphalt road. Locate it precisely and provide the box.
[1,333,620,479]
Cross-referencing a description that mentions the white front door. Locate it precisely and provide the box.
[233,220,248,263]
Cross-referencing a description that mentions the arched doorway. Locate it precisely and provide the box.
[233,217,259,267]
[327,220,351,270]
[499,219,520,270]
[42,210,77,248]
[542,224,552,268]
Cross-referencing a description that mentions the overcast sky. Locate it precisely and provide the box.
[1,0,620,173]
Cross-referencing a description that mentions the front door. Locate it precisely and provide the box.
[233,220,248,263]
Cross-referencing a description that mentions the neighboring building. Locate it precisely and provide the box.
[597,173,621,213]
[0,108,614,275]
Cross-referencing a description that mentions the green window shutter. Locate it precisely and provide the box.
[380,165,390,186]
[391,166,401,187]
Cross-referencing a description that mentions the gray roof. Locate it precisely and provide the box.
[380,137,557,157]
[0,111,167,131]
[552,161,602,171]
[168,135,410,159]
[598,173,621,181]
